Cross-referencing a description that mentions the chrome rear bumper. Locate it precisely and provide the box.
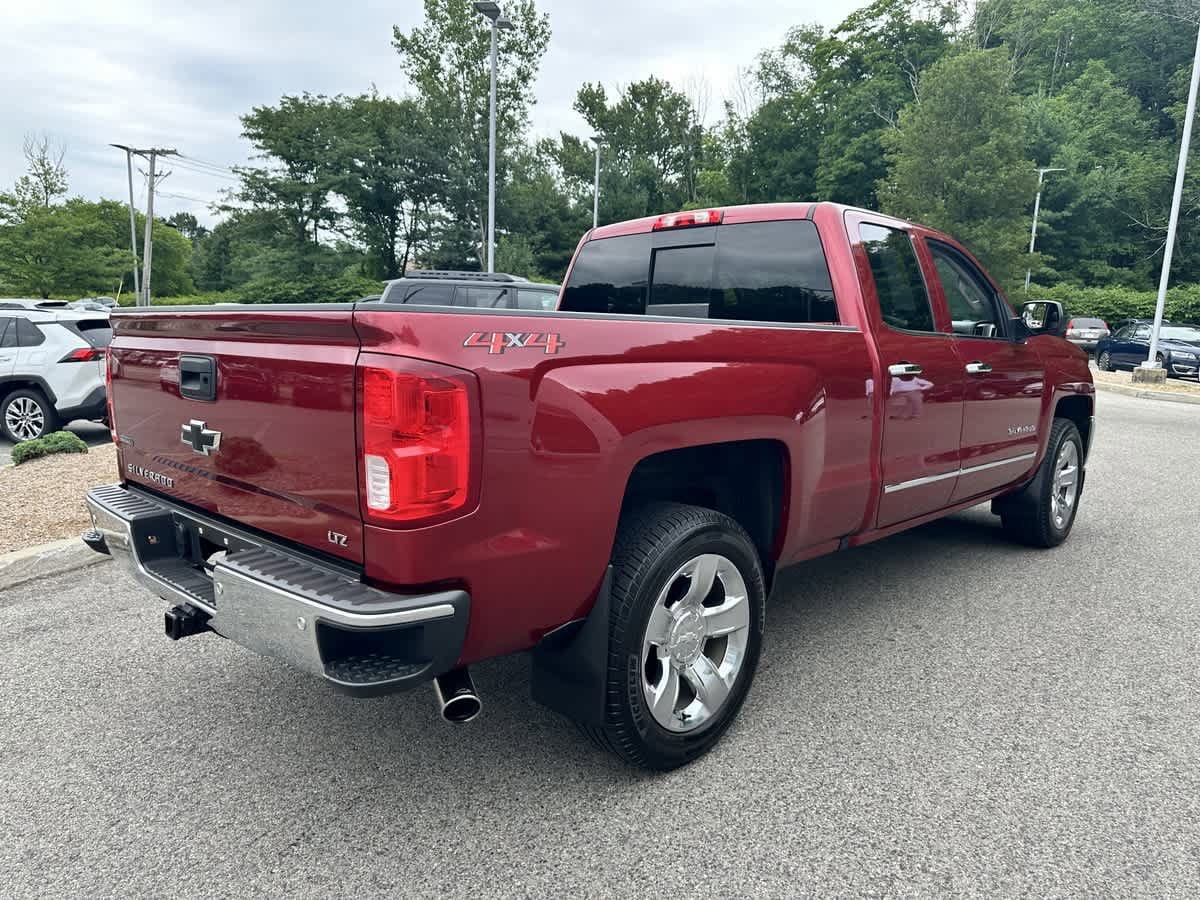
[85,483,469,696]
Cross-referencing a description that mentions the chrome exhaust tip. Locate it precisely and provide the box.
[434,667,482,724]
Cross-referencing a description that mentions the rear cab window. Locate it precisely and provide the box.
[561,219,838,324]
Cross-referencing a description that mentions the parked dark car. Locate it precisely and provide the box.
[378,270,560,311]
[1064,316,1110,353]
[1096,320,1200,378]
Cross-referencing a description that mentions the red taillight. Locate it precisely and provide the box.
[60,347,103,362]
[651,209,723,231]
[357,359,473,524]
[105,348,118,444]
[1066,319,1075,329]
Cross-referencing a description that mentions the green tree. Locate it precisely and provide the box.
[0,199,128,298]
[164,211,209,245]
[880,48,1037,286]
[393,0,551,267]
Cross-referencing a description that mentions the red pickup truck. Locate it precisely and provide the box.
[85,202,1093,770]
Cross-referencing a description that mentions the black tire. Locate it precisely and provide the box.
[1096,350,1113,372]
[1,388,59,443]
[581,502,766,770]
[999,418,1084,548]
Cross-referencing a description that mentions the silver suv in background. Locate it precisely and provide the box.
[0,302,111,442]
[378,271,560,310]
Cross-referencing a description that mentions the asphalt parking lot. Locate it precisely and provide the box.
[0,420,110,465]
[2,390,1198,898]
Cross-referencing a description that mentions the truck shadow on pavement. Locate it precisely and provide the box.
[144,505,1034,795]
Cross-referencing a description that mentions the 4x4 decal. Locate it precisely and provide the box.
[463,332,565,355]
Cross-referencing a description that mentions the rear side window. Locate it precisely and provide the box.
[75,319,113,348]
[0,318,14,348]
[859,224,935,333]
[15,317,45,347]
[561,220,837,324]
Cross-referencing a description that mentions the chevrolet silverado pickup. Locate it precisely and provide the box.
[84,202,1094,770]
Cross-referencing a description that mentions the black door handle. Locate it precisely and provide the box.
[179,355,217,401]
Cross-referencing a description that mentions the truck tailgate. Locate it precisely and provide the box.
[110,308,363,563]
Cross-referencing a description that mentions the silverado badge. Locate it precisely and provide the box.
[181,420,222,456]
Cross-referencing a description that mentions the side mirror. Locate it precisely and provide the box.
[1020,300,1066,338]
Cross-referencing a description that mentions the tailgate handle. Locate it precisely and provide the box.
[179,355,217,401]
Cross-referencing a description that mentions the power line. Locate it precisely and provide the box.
[170,158,240,181]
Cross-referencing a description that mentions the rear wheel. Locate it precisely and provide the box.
[1097,350,1113,372]
[1,389,59,442]
[581,503,766,770]
[999,418,1083,548]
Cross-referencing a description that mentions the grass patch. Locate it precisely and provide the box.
[11,430,89,465]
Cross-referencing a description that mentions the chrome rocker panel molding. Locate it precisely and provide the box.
[85,482,469,697]
[884,452,1037,494]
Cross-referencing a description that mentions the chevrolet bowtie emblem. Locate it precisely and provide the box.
[181,420,222,456]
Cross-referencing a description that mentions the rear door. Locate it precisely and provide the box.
[849,215,965,528]
[0,318,15,377]
[921,239,1043,501]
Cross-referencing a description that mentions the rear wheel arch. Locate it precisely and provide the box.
[619,439,788,570]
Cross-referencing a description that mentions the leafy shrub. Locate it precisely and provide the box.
[1024,283,1200,325]
[232,273,382,304]
[11,430,89,465]
[117,292,238,307]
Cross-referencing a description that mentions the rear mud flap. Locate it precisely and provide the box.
[530,567,612,726]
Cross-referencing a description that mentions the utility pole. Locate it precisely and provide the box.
[1144,22,1200,375]
[110,145,141,300]
[1024,167,1065,293]
[112,146,175,305]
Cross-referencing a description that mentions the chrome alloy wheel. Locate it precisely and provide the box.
[5,396,45,441]
[640,553,751,733]
[1051,440,1080,530]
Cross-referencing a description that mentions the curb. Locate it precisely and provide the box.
[1093,380,1200,406]
[0,537,110,592]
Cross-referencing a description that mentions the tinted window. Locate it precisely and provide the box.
[517,288,556,311]
[75,319,113,348]
[561,235,648,315]
[562,220,837,324]
[928,242,1005,339]
[16,317,45,347]
[859,224,935,333]
[0,318,14,348]
[456,286,508,308]
[397,283,454,305]
[1072,317,1106,328]
[1113,325,1133,339]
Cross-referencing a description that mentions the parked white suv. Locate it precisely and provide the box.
[0,302,111,442]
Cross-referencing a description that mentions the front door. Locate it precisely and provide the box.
[852,217,965,528]
[921,239,1044,501]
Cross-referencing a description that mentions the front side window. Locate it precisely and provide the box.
[859,223,935,333]
[456,286,508,308]
[561,220,837,324]
[928,242,1006,339]
[1133,325,1151,341]
[517,288,557,311]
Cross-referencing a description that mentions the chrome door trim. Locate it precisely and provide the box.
[883,451,1037,494]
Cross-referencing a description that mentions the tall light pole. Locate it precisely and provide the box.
[474,2,514,274]
[1024,166,1065,293]
[591,135,604,230]
[1144,21,1200,373]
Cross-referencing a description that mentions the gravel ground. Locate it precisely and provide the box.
[1092,366,1200,395]
[1,390,1199,898]
[0,443,117,552]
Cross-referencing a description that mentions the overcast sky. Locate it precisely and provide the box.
[0,0,860,224]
